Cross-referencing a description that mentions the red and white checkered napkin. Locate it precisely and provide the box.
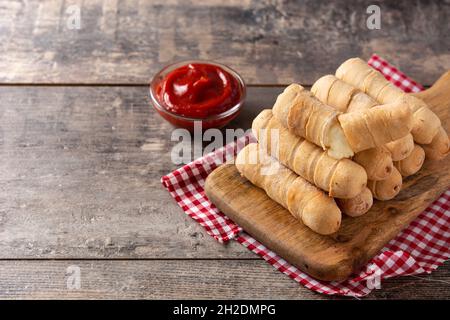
[161,54,450,297]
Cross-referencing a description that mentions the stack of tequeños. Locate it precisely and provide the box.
[235,57,449,235]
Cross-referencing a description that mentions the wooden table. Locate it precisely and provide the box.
[0,0,448,299]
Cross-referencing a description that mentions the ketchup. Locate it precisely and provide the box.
[155,63,244,119]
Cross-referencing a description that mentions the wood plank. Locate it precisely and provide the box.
[0,260,448,299]
[0,86,280,258]
[0,0,448,85]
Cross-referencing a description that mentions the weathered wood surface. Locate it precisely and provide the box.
[0,85,448,299]
[0,0,449,299]
[0,0,448,85]
[0,86,279,259]
[0,260,448,299]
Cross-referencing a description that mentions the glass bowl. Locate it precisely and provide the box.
[149,60,246,131]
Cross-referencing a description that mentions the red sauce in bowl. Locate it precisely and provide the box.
[150,61,246,130]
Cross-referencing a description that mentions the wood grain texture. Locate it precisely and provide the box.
[0,0,448,85]
[413,70,450,104]
[0,86,279,259]
[0,260,448,299]
[0,0,448,300]
[205,76,450,281]
[0,83,448,297]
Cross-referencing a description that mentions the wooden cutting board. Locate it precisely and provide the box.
[205,71,450,281]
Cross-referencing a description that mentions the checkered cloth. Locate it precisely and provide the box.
[161,54,450,297]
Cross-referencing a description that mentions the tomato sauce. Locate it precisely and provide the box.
[152,63,245,129]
